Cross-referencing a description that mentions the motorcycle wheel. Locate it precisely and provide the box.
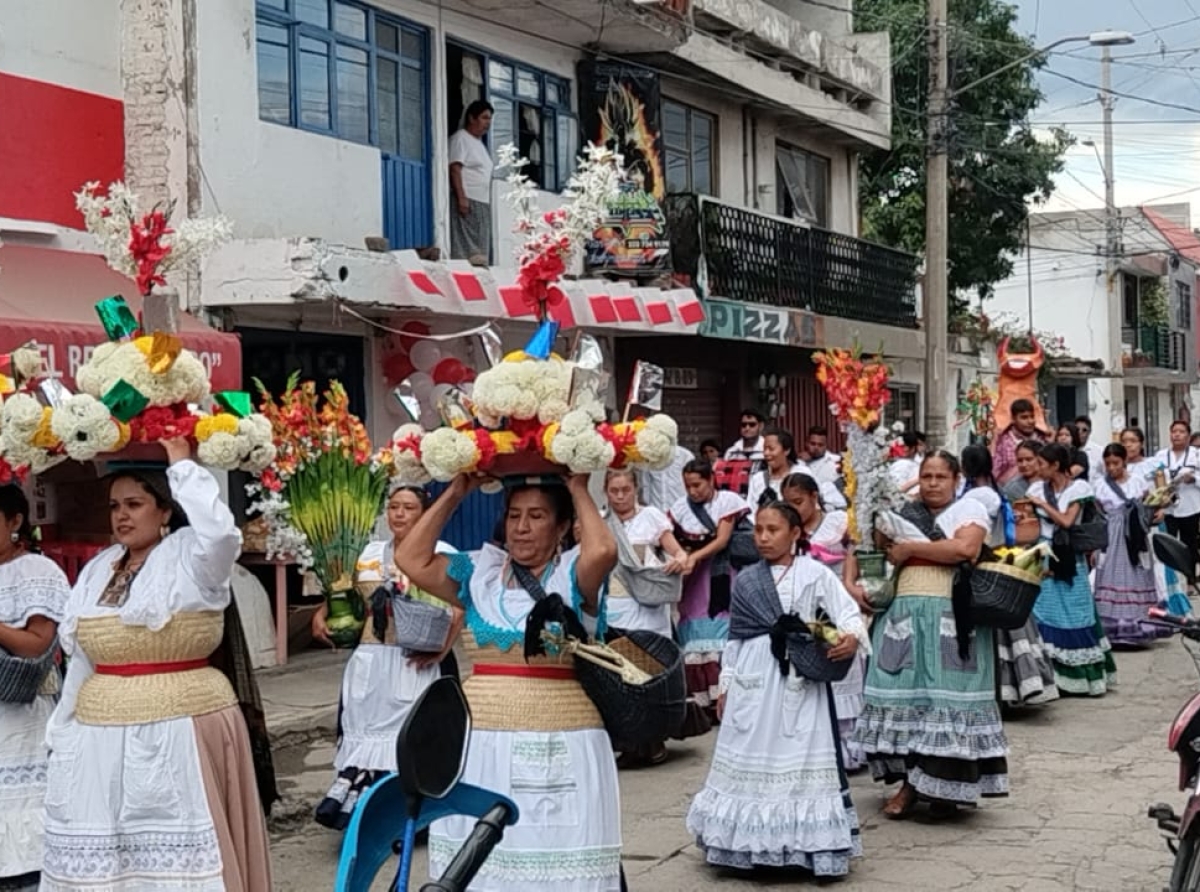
[1170,830,1200,891]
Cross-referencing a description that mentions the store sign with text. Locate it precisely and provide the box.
[699,298,824,348]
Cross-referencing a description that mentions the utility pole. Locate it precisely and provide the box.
[922,0,950,447]
[1100,45,1122,375]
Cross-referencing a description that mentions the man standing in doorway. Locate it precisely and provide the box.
[725,410,766,462]
[993,398,1048,486]
[1075,415,1104,484]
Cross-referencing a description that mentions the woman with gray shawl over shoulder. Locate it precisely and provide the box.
[853,451,1009,820]
[686,501,869,876]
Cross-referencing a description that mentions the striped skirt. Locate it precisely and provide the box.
[853,583,1008,805]
[1033,557,1116,696]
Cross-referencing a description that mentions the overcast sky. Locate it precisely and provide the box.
[1011,0,1200,220]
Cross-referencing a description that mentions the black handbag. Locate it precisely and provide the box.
[689,500,758,569]
[1045,483,1107,553]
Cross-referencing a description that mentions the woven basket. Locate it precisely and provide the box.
[970,561,1042,629]
[0,643,58,704]
[786,631,853,683]
[573,630,686,751]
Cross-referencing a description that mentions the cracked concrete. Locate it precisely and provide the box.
[263,635,1193,889]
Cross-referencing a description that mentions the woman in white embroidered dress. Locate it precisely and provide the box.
[0,486,69,892]
[779,472,870,771]
[687,501,868,875]
[313,483,463,830]
[397,473,622,891]
[602,469,687,639]
[41,439,271,891]
[670,460,750,729]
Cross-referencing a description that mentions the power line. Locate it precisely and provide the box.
[1042,67,1200,117]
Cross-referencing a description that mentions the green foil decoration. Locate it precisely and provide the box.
[95,296,141,341]
[214,391,253,418]
[101,380,150,422]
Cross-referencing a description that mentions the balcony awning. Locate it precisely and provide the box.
[201,241,707,336]
[0,244,242,391]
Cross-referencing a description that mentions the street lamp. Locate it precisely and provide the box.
[922,26,1135,447]
[951,30,1135,97]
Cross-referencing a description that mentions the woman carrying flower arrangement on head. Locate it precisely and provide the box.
[40,437,272,892]
[669,459,751,732]
[396,472,623,891]
[312,481,463,831]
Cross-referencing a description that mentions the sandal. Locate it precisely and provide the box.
[882,783,918,819]
[928,800,959,819]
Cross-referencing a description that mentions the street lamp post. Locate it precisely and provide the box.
[921,27,1134,448]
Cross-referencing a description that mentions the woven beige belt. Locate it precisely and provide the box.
[464,672,603,732]
[76,667,236,725]
[895,564,955,598]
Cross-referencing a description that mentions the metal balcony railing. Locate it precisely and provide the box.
[663,193,919,328]
[1123,325,1188,371]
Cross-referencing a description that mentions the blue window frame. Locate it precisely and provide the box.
[449,41,577,192]
[255,0,427,159]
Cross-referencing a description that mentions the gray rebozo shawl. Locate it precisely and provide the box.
[727,560,813,679]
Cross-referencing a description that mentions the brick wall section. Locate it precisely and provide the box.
[120,0,182,210]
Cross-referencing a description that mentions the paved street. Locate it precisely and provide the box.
[262,635,1196,891]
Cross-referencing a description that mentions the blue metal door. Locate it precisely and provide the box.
[382,154,432,250]
[427,484,505,552]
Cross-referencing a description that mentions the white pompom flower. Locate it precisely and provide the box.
[421,427,479,482]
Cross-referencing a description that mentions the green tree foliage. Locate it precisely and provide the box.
[855,0,1071,306]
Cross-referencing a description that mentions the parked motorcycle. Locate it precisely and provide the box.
[334,676,520,892]
[1147,533,1200,891]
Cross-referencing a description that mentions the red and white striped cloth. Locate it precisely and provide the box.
[389,251,705,334]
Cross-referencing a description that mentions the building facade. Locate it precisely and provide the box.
[2,0,921,458]
[989,204,1200,451]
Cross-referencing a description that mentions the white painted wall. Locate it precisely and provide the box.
[0,0,121,97]
[191,0,861,254]
[194,0,384,246]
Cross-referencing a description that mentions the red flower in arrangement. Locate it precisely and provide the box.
[0,457,28,486]
[128,209,174,295]
[598,422,637,467]
[129,404,198,443]
[472,428,498,470]
[259,467,283,493]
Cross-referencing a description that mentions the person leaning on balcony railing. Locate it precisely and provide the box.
[449,99,494,267]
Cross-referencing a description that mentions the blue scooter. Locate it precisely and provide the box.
[333,676,520,892]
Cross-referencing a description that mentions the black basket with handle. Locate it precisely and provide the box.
[0,643,58,704]
[970,562,1042,629]
[573,629,686,751]
[786,630,853,683]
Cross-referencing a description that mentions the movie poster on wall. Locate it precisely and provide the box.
[577,60,673,276]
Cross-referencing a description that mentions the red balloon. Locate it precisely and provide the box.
[398,320,431,351]
[383,354,415,388]
[432,357,468,386]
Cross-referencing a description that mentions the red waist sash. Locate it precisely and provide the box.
[472,663,575,680]
[94,658,210,677]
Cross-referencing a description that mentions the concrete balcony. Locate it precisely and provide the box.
[691,0,886,101]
